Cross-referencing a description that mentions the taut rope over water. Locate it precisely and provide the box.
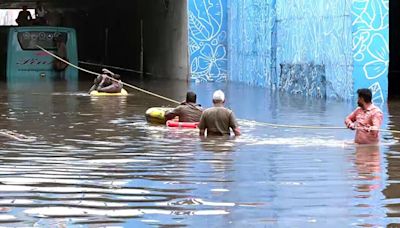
[36,45,180,105]
[36,45,400,134]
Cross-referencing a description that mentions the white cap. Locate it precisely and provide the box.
[212,90,225,101]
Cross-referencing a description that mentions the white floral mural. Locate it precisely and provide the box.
[352,0,389,103]
[187,0,388,102]
[188,0,227,82]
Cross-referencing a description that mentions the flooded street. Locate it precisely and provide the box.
[0,77,399,227]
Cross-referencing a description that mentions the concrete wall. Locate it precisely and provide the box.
[47,1,189,80]
[143,0,189,80]
[54,2,143,72]
[389,0,400,98]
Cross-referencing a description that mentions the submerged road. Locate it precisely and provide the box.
[0,78,399,227]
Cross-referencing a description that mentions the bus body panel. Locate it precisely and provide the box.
[6,26,78,80]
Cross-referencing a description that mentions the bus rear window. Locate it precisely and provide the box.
[17,32,68,50]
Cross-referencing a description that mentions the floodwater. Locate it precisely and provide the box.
[0,76,399,227]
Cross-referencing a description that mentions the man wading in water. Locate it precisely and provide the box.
[345,88,383,144]
[198,90,240,137]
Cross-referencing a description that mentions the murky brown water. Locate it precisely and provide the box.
[0,77,399,227]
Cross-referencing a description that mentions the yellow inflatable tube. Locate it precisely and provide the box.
[90,88,128,96]
[145,107,173,124]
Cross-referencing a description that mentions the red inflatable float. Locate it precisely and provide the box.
[166,120,199,128]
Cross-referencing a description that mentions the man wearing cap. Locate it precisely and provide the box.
[198,90,241,136]
[165,91,203,122]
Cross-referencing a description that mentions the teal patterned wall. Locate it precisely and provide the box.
[228,0,277,87]
[188,0,389,101]
[275,0,353,99]
[352,0,389,103]
[188,0,228,82]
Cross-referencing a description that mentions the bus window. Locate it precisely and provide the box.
[17,31,68,50]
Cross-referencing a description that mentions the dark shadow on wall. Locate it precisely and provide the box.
[279,63,326,99]
[389,0,400,99]
[62,0,188,81]
[65,2,142,75]
[0,1,189,81]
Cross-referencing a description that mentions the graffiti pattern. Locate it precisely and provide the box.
[188,0,388,101]
[188,0,228,82]
[275,0,354,99]
[352,0,389,103]
[228,0,276,87]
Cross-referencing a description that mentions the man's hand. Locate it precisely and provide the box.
[102,68,114,75]
[365,126,379,133]
[347,122,356,130]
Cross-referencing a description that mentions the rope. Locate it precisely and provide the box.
[242,120,400,133]
[79,61,152,75]
[36,45,180,105]
[37,45,101,77]
[241,120,347,129]
[36,45,400,134]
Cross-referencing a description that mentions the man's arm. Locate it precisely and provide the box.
[369,111,383,137]
[198,113,206,136]
[165,107,180,121]
[232,128,241,136]
[229,111,241,136]
[102,68,114,75]
[345,108,358,130]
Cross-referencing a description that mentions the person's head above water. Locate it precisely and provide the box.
[357,88,372,109]
[357,88,372,103]
[186,91,197,103]
[212,90,225,104]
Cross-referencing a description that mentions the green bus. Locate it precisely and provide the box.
[0,26,78,80]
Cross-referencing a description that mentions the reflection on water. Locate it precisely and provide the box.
[0,79,399,227]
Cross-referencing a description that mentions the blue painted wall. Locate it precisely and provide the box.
[188,0,228,82]
[228,0,277,87]
[352,0,389,103]
[275,0,353,99]
[188,0,389,101]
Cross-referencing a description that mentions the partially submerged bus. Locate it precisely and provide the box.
[0,26,78,80]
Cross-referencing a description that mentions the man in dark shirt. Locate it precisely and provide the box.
[198,90,240,136]
[16,6,32,26]
[165,91,203,122]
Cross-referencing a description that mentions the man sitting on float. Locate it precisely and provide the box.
[165,91,203,122]
[89,68,123,94]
